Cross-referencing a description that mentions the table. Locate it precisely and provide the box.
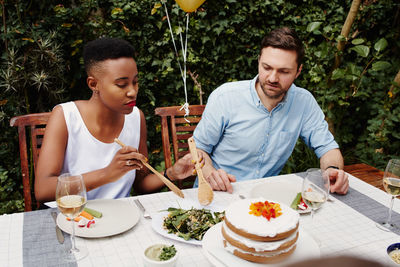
[1,172,399,267]
[344,163,385,191]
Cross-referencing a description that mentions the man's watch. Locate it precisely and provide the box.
[164,169,173,181]
[326,166,339,170]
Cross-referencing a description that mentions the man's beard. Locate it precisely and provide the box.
[259,82,287,99]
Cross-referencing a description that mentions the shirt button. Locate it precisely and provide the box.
[262,153,264,156]
[256,171,259,174]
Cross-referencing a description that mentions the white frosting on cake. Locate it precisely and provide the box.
[225,198,299,237]
[222,221,298,252]
[224,239,296,257]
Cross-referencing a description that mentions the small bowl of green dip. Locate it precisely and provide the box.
[143,244,178,267]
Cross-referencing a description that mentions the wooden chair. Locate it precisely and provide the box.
[155,105,205,188]
[10,112,51,211]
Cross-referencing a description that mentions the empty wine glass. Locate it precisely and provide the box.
[56,173,88,261]
[302,168,330,220]
[376,159,400,231]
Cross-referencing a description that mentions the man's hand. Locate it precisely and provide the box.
[327,168,349,194]
[205,169,236,193]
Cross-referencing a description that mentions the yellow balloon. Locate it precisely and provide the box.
[175,0,205,12]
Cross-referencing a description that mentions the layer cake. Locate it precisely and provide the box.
[222,198,300,263]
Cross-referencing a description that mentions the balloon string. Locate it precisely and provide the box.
[179,102,190,123]
[163,3,190,121]
[163,2,184,82]
[180,13,189,121]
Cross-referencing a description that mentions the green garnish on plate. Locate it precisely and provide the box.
[290,192,302,209]
[290,192,309,211]
[159,245,177,261]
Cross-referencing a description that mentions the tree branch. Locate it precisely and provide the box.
[188,70,204,105]
[334,0,362,70]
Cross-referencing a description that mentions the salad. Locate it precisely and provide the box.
[163,207,225,241]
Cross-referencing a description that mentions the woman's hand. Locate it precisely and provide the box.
[105,146,147,182]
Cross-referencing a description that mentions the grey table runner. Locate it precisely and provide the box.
[23,208,77,267]
[297,171,400,235]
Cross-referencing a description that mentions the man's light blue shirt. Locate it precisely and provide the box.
[193,75,338,183]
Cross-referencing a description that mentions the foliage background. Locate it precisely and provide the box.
[0,0,399,214]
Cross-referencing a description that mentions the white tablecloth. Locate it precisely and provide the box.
[1,173,399,266]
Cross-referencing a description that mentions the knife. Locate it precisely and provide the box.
[51,211,65,244]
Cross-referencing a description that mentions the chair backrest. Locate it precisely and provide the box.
[155,105,205,188]
[10,112,51,211]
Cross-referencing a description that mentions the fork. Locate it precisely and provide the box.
[134,199,151,219]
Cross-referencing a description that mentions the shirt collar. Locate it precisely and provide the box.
[251,75,294,110]
[250,75,262,107]
[278,85,291,105]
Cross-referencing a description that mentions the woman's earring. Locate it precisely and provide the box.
[94,90,99,94]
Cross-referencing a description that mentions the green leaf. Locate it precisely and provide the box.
[392,131,400,139]
[351,45,370,57]
[372,61,391,71]
[331,68,345,80]
[348,63,361,76]
[307,22,322,32]
[351,38,364,45]
[374,38,388,52]
[338,100,350,106]
[336,35,346,42]
[323,25,333,33]
[111,7,123,15]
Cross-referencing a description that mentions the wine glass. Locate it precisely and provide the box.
[376,159,400,231]
[301,168,330,220]
[56,173,88,261]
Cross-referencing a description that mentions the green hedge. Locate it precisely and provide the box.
[1,0,399,213]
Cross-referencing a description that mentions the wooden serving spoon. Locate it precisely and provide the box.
[114,138,184,198]
[188,137,214,205]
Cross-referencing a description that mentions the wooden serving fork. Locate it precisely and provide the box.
[114,138,184,198]
[188,137,214,205]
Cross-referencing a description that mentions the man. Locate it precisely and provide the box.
[193,27,349,194]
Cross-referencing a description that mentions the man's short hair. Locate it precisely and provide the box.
[83,37,135,75]
[260,27,304,68]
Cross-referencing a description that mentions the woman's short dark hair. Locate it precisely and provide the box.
[83,37,135,74]
[260,27,304,68]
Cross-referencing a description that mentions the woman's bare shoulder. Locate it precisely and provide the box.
[73,100,90,109]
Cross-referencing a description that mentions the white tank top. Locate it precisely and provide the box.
[60,101,140,200]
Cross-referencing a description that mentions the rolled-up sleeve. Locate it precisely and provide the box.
[300,96,339,158]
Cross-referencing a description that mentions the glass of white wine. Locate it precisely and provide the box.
[56,173,88,261]
[301,168,330,220]
[376,159,400,231]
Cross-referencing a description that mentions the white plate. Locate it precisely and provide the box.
[249,179,311,214]
[151,199,225,246]
[57,199,139,238]
[202,222,320,267]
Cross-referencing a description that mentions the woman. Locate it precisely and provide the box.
[35,37,198,202]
